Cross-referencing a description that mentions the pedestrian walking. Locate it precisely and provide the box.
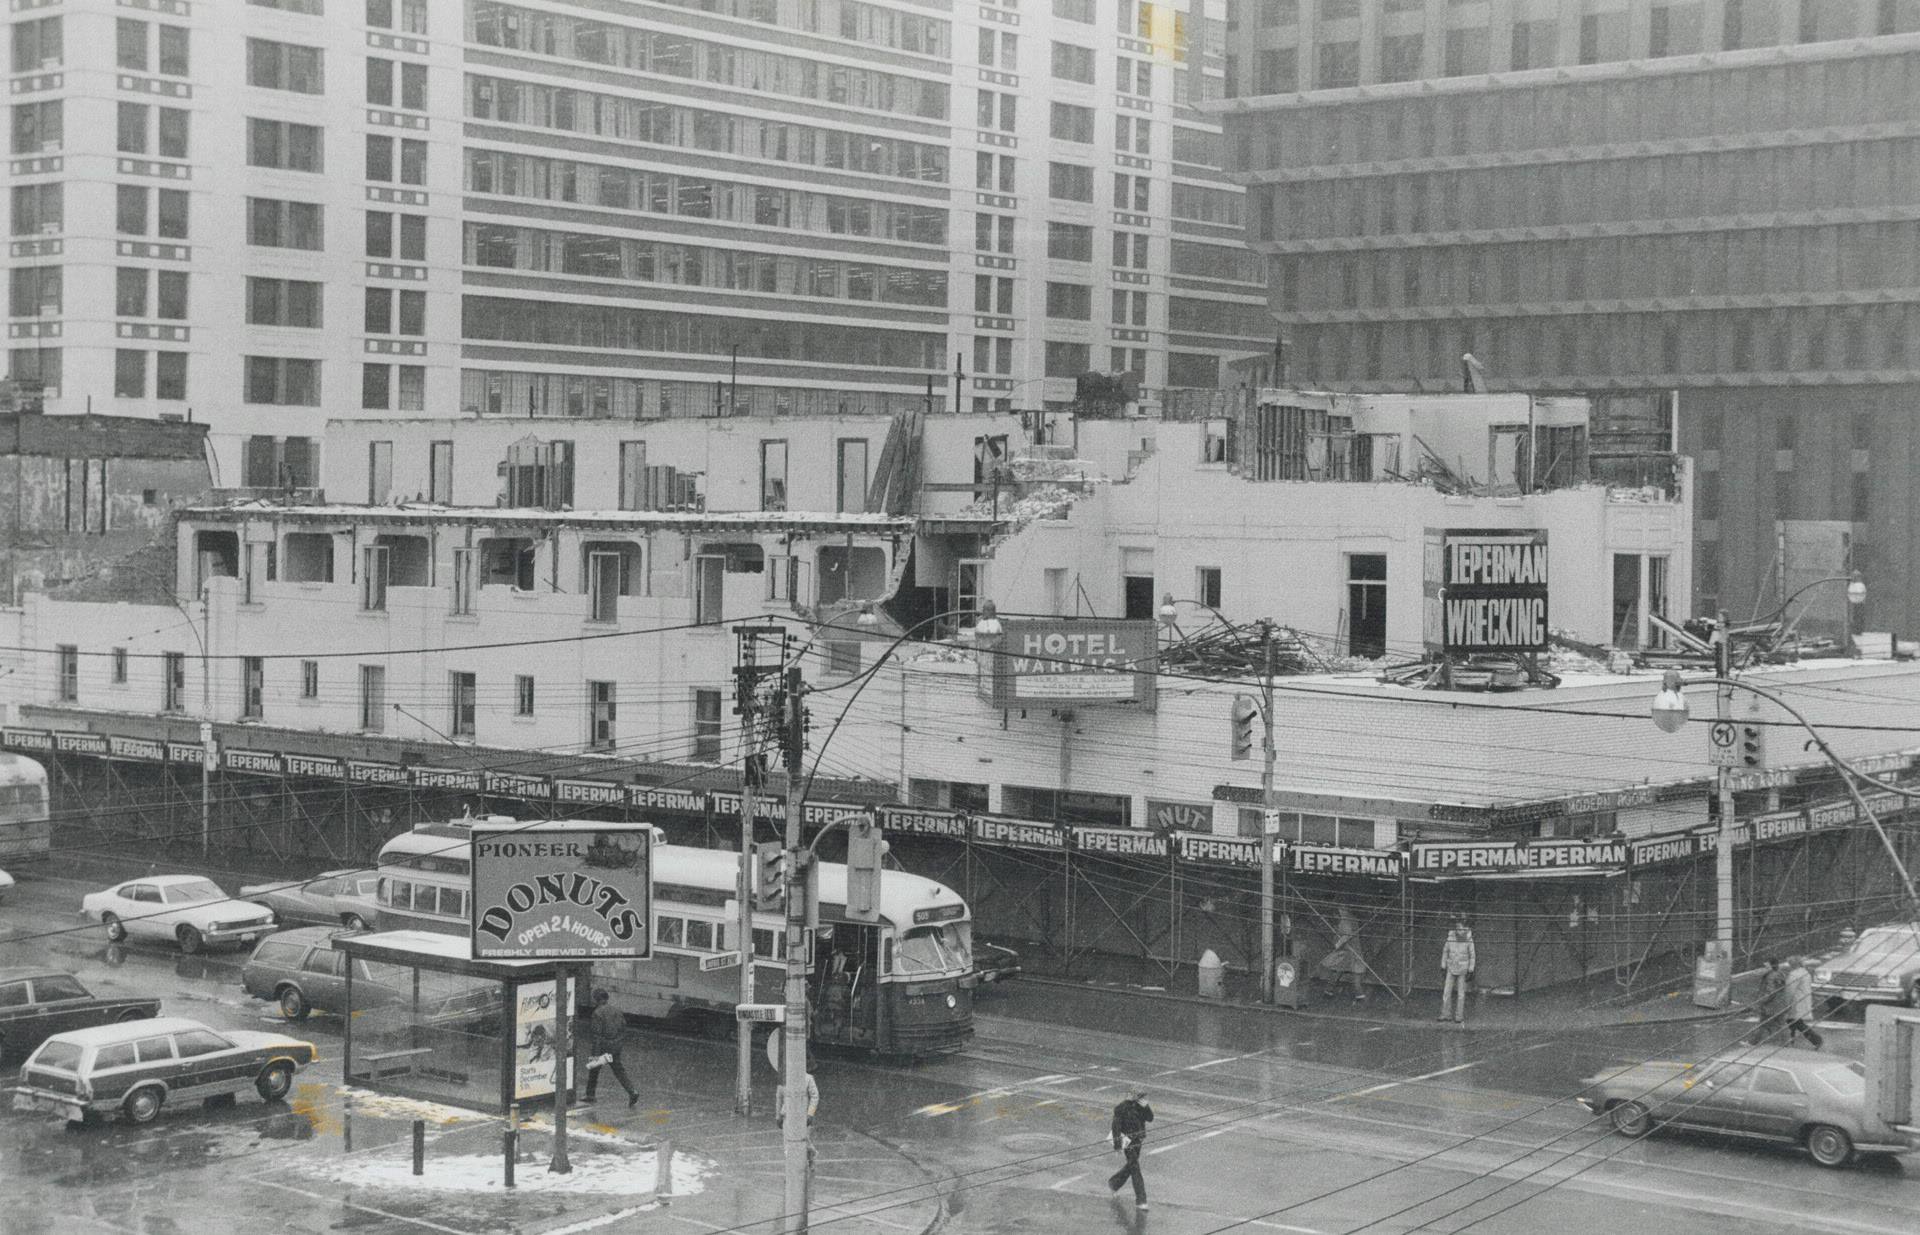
[1784,957,1824,1050]
[776,1069,820,1129]
[1750,957,1788,1046]
[584,988,639,1106]
[1438,918,1475,1024]
[1107,1088,1154,1210]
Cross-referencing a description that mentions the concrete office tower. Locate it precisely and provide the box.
[1218,1,1920,634]
[6,2,1260,480]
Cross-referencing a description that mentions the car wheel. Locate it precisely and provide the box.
[102,913,127,943]
[1806,1124,1854,1168]
[256,1061,294,1103]
[114,1008,148,1023]
[177,926,203,955]
[342,913,368,931]
[122,1086,164,1125]
[1905,983,1920,1010]
[1609,1101,1652,1138]
[278,985,310,1021]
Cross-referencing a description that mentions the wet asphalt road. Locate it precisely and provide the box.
[1,858,1916,1235]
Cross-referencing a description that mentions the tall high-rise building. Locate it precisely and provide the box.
[1219,1,1920,633]
[5,0,1260,483]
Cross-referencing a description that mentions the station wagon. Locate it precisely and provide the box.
[12,1016,316,1125]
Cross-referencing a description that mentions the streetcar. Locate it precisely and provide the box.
[0,754,50,864]
[370,817,974,1055]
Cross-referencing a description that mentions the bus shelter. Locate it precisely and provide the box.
[334,930,577,1115]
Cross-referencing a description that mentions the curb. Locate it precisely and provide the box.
[1017,974,1748,1032]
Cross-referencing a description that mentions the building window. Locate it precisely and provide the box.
[111,647,128,684]
[116,102,147,154]
[241,657,264,720]
[589,680,617,751]
[428,440,452,503]
[450,547,474,615]
[246,278,322,328]
[359,665,385,731]
[1046,282,1091,320]
[246,198,323,249]
[247,38,324,94]
[163,652,185,712]
[617,441,647,511]
[1051,41,1095,83]
[515,675,535,717]
[836,439,869,513]
[55,644,77,701]
[156,352,187,401]
[113,350,146,398]
[760,440,788,510]
[12,15,62,71]
[361,545,389,611]
[692,688,722,761]
[1347,553,1386,658]
[1612,555,1672,650]
[1198,567,1222,610]
[1045,341,1090,376]
[1048,162,1093,202]
[826,640,861,676]
[300,660,318,699]
[244,357,320,406]
[450,671,476,737]
[248,118,323,172]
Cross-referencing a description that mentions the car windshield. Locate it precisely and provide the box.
[894,923,973,976]
[164,880,223,904]
[1814,1061,1866,1099]
[29,1041,82,1070]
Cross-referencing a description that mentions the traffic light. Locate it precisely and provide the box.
[845,820,889,923]
[1739,723,1767,768]
[755,841,787,912]
[781,667,810,775]
[1229,695,1259,762]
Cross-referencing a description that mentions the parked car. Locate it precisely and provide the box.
[972,941,1024,988]
[0,968,161,1061]
[79,875,276,954]
[241,927,496,1024]
[237,870,379,930]
[1812,922,1920,1008]
[1579,1046,1916,1167]
[11,1016,316,1125]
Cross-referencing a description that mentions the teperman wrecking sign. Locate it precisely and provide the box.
[469,821,653,960]
[1424,528,1550,654]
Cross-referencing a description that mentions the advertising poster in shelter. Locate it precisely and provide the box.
[512,976,576,1100]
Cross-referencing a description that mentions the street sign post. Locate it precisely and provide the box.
[1708,720,1739,768]
[737,1003,786,1023]
[700,952,743,972]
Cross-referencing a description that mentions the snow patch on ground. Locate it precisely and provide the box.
[337,1089,488,1126]
[302,1129,713,1197]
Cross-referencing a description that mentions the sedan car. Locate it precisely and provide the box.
[11,1016,316,1125]
[0,968,160,1061]
[241,926,496,1025]
[1812,922,1920,1008]
[79,875,276,954]
[237,870,379,930]
[1579,1046,1915,1167]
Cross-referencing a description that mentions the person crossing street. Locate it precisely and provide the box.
[1784,957,1825,1051]
[584,988,639,1106]
[1438,918,1476,1024]
[1107,1088,1154,1210]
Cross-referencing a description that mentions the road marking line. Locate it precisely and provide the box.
[1249,1222,1327,1234]
[1147,1125,1233,1155]
[1521,1042,1556,1052]
[543,1205,657,1234]
[1050,1173,1091,1191]
[1364,1026,1385,1033]
[1337,1061,1480,1100]
[259,1177,475,1235]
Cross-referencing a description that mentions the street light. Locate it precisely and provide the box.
[1649,667,1920,974]
[772,601,1000,1234]
[1764,572,1867,656]
[1160,594,1281,1005]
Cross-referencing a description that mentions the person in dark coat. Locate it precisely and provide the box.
[584,988,639,1106]
[1108,1088,1154,1210]
[1750,957,1788,1046]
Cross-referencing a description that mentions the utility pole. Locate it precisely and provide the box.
[780,664,812,1234]
[733,626,783,1114]
[1258,621,1277,1005]
[199,720,215,857]
[1713,612,1735,981]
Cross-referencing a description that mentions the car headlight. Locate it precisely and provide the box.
[1879,974,1903,988]
[1815,970,1834,984]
